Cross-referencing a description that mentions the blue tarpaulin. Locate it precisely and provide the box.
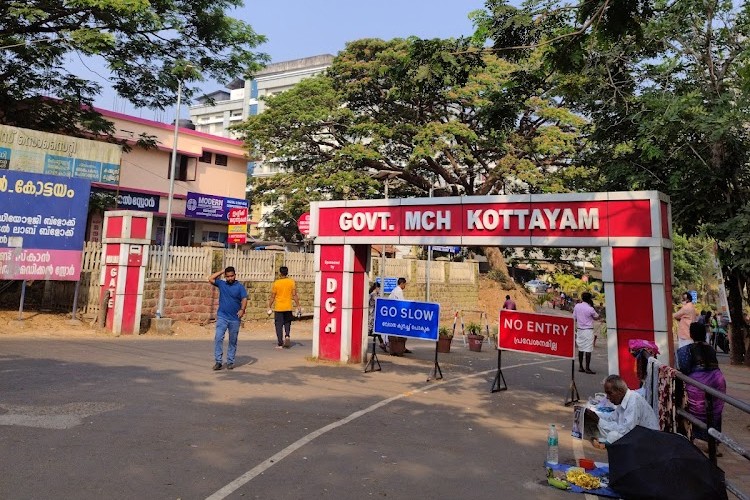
[545,462,620,498]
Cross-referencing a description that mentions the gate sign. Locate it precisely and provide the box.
[0,170,90,281]
[498,310,574,359]
[373,298,440,341]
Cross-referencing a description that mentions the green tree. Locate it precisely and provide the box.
[475,0,750,363]
[235,36,589,239]
[0,0,267,137]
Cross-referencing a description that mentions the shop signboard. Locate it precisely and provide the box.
[0,170,90,281]
[227,207,248,245]
[0,124,122,185]
[185,192,247,221]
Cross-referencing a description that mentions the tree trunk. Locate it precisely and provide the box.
[483,247,509,275]
[724,266,747,365]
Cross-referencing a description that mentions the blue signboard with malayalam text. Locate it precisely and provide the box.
[375,276,398,294]
[185,191,248,221]
[0,170,90,280]
[373,298,440,341]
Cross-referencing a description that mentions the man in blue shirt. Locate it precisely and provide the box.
[208,266,248,370]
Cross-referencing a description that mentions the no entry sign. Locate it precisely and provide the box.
[498,310,575,359]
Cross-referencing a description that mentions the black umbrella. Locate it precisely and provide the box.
[608,425,727,500]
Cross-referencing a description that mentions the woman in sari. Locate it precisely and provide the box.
[677,322,727,449]
[368,282,387,352]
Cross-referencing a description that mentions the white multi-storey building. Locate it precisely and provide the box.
[188,54,334,236]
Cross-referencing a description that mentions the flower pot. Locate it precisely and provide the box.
[467,334,484,352]
[437,336,452,353]
[389,336,407,355]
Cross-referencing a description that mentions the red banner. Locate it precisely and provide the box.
[498,310,575,359]
[227,207,247,245]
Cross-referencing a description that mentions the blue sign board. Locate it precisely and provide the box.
[432,245,461,253]
[375,276,398,294]
[185,192,248,221]
[116,190,159,212]
[373,298,440,341]
[0,170,90,280]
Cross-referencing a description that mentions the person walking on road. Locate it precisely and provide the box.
[388,278,411,354]
[208,266,247,370]
[268,266,300,349]
[503,295,517,310]
[674,292,698,348]
[573,292,599,374]
[368,282,387,352]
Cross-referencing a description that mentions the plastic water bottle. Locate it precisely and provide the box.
[546,424,559,464]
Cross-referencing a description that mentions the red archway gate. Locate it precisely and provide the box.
[310,191,673,388]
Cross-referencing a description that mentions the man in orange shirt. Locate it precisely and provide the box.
[268,266,300,348]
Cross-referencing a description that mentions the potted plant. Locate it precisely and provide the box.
[437,326,453,353]
[466,322,484,352]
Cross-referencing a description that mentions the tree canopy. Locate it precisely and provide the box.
[0,0,267,136]
[474,0,750,362]
[236,36,590,240]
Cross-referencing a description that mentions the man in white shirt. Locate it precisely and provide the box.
[585,374,659,444]
[389,277,406,300]
[387,278,410,354]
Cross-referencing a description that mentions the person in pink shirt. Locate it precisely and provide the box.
[572,292,599,374]
[673,291,698,348]
[502,295,517,310]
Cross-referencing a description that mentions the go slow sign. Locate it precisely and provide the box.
[373,298,440,341]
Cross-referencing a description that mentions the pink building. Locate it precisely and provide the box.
[88,108,249,246]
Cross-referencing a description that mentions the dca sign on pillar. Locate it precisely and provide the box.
[374,298,440,341]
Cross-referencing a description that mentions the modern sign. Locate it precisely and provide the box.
[373,298,440,341]
[298,211,311,236]
[498,310,575,359]
[0,124,122,185]
[0,170,90,280]
[185,192,248,221]
[227,207,248,245]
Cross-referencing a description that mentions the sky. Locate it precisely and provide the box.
[74,0,489,121]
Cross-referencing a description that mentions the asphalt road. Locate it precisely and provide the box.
[0,328,610,500]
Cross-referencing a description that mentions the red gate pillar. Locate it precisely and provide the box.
[100,211,152,335]
[602,194,673,388]
[313,244,370,362]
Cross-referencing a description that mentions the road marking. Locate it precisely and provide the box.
[205,357,559,500]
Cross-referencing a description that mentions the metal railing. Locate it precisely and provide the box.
[649,357,750,500]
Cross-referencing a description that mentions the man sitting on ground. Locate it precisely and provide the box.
[585,374,659,445]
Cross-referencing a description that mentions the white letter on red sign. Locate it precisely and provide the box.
[325,298,336,312]
[339,213,353,231]
[578,208,599,230]
[326,278,337,293]
[436,210,451,230]
[466,209,483,230]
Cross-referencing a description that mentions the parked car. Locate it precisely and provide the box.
[524,279,551,294]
